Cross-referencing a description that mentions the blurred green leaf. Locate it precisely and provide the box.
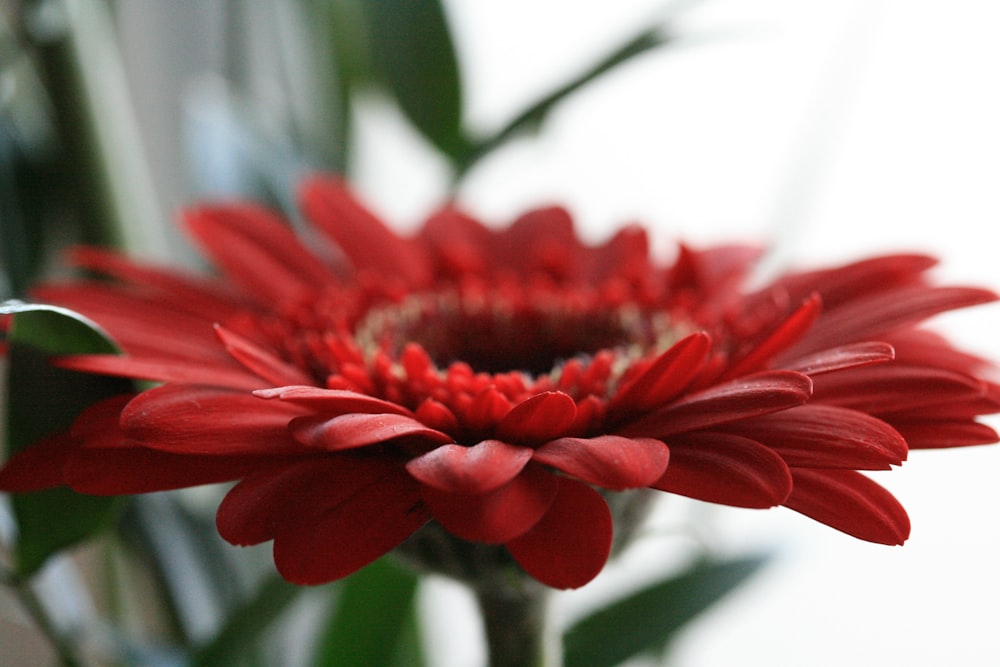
[563,554,768,667]
[360,0,467,160]
[191,573,304,667]
[457,24,668,178]
[314,557,423,667]
[2,301,131,576]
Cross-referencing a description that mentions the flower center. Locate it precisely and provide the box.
[356,288,655,376]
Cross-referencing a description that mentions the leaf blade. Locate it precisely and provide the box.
[313,557,423,667]
[361,0,466,158]
[2,302,131,576]
[564,555,768,667]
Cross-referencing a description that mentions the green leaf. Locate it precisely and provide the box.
[313,557,423,667]
[457,25,668,178]
[360,0,467,159]
[564,555,768,667]
[191,573,304,667]
[2,301,131,576]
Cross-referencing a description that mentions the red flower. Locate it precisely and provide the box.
[2,176,998,589]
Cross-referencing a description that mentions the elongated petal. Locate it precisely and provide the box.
[507,477,613,589]
[273,466,427,584]
[769,254,936,313]
[184,203,339,303]
[533,436,669,490]
[290,413,451,451]
[0,433,77,492]
[792,285,997,354]
[299,176,431,286]
[725,294,821,378]
[214,324,314,386]
[120,385,306,454]
[67,246,246,321]
[496,392,577,444]
[68,447,296,495]
[217,457,392,545]
[254,385,413,416]
[783,341,894,376]
[34,284,229,362]
[406,440,533,494]
[784,469,910,545]
[55,354,265,391]
[421,465,558,543]
[812,364,986,414]
[890,419,999,449]
[651,432,792,508]
[723,405,908,470]
[610,332,710,413]
[618,371,812,438]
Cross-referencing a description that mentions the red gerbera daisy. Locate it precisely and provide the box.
[1,176,997,589]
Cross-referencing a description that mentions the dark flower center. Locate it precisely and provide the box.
[356,290,652,376]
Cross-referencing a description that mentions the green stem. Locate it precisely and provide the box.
[473,582,555,667]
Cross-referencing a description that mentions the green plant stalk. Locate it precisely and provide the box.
[474,583,557,667]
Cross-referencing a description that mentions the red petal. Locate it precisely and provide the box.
[35,284,229,363]
[0,432,77,492]
[464,387,513,433]
[406,440,533,494]
[55,354,264,390]
[610,333,710,413]
[418,208,492,276]
[784,469,910,545]
[217,456,391,546]
[652,432,792,508]
[792,285,997,355]
[618,371,812,438]
[68,447,295,495]
[299,176,431,286]
[495,207,579,279]
[254,385,413,416]
[120,385,306,454]
[773,254,937,308]
[289,413,451,451]
[184,203,340,303]
[890,419,999,449]
[533,436,669,490]
[725,294,821,378]
[507,477,613,589]
[414,399,460,433]
[421,464,558,543]
[581,225,651,285]
[722,405,908,470]
[496,392,577,444]
[783,341,895,375]
[812,364,986,414]
[67,246,245,321]
[272,465,427,584]
[214,325,314,386]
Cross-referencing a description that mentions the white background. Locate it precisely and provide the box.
[352,1,1000,665]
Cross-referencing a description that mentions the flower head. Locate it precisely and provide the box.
[2,176,998,589]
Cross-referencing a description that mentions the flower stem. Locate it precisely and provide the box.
[473,582,556,667]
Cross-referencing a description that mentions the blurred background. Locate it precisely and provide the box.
[2,0,999,665]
